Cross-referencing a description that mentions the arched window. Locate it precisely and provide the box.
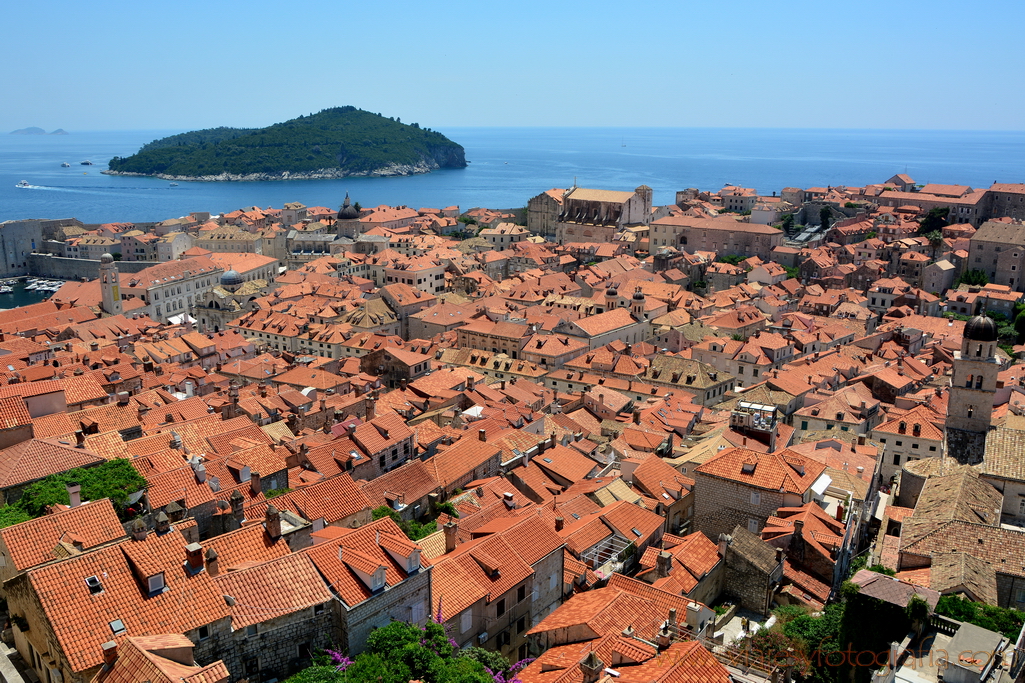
[976,376,984,389]
[976,344,983,357]
[966,374,974,388]
[967,405,975,419]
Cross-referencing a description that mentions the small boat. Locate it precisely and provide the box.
[0,287,13,294]
[16,180,29,188]
[169,182,179,187]
[61,162,71,168]
[80,160,93,165]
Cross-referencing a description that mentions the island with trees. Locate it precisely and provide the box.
[104,107,466,181]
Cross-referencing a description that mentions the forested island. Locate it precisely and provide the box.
[104,107,466,181]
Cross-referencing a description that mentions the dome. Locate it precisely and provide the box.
[100,253,114,264]
[964,314,998,342]
[632,287,645,301]
[337,193,359,220]
[220,269,243,288]
[606,285,618,297]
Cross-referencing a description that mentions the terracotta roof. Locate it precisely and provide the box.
[0,498,125,570]
[213,552,332,628]
[0,438,106,489]
[695,447,826,494]
[851,569,940,610]
[25,528,230,673]
[91,635,228,683]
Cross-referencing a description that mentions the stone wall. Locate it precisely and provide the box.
[341,566,432,655]
[945,429,988,466]
[213,604,334,683]
[722,542,782,616]
[28,253,160,280]
[693,473,791,542]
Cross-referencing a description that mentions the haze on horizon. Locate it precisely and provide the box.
[4,0,1023,133]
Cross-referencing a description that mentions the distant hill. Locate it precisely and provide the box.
[105,107,466,181]
[9,127,68,135]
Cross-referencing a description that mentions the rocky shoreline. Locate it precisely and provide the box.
[101,161,441,182]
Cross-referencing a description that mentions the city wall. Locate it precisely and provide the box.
[28,254,159,279]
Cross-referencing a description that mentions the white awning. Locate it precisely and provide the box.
[811,473,832,496]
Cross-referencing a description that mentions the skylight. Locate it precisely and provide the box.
[109,619,126,635]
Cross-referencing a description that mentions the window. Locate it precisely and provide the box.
[411,601,426,624]
[893,452,901,466]
[497,599,506,617]
[895,441,902,447]
[86,575,103,594]
[533,586,540,603]
[1019,497,1025,516]
[246,625,258,638]
[147,573,165,593]
[549,573,558,590]
[747,518,759,533]
[460,609,472,634]
[750,491,761,506]
[517,617,527,634]
[109,619,126,635]
[929,446,937,452]
[517,585,526,603]
[800,421,808,430]
[244,658,260,677]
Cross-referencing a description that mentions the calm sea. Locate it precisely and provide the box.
[2,128,1024,224]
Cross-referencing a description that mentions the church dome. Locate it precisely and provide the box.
[100,253,114,264]
[221,269,243,288]
[606,285,618,297]
[337,193,359,220]
[632,287,645,301]
[964,314,998,342]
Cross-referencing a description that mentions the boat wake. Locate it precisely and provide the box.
[14,184,169,197]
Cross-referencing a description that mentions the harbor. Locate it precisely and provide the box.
[0,278,61,310]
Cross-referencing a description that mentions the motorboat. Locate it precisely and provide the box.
[0,287,13,294]
[16,180,29,188]
[61,162,71,168]
[80,160,93,165]
[170,182,179,187]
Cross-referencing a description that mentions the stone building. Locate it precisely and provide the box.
[649,215,785,261]
[693,447,828,541]
[555,186,652,244]
[967,220,1025,291]
[99,253,123,316]
[720,525,784,616]
[945,314,999,464]
[527,188,565,238]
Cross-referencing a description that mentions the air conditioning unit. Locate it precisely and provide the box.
[477,632,489,645]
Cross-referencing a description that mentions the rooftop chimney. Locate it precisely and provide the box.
[265,505,281,539]
[154,511,170,534]
[250,470,261,495]
[478,429,487,442]
[66,481,81,508]
[580,651,604,683]
[194,463,206,484]
[75,430,86,449]
[117,392,130,406]
[633,409,641,425]
[443,521,458,554]
[205,548,219,576]
[555,516,565,532]
[503,491,515,509]
[185,543,204,572]
[101,641,118,668]
[656,551,672,579]
[129,518,147,541]
[775,547,784,563]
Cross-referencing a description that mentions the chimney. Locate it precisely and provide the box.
[580,651,604,683]
[129,518,147,541]
[194,463,206,484]
[365,396,375,421]
[478,429,487,442]
[555,516,565,532]
[265,505,281,539]
[66,481,81,508]
[656,551,672,579]
[633,409,641,425]
[793,519,804,541]
[229,489,244,520]
[205,548,219,576]
[259,383,267,398]
[775,547,784,563]
[117,391,130,405]
[75,430,86,448]
[184,381,194,398]
[668,608,678,627]
[185,542,204,572]
[250,470,261,495]
[657,624,672,650]
[622,625,635,638]
[443,521,458,554]
[836,504,845,522]
[717,533,730,558]
[154,511,170,534]
[101,641,118,667]
[90,341,99,352]
[503,491,515,509]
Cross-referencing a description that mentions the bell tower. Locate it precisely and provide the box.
[945,314,998,463]
[99,253,122,317]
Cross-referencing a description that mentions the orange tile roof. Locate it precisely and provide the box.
[695,447,826,494]
[26,528,230,673]
[91,635,229,683]
[0,498,125,570]
[0,438,106,489]
[213,552,332,628]
[202,520,291,570]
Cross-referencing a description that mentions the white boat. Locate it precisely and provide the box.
[61,162,71,168]
[16,180,29,188]
[0,287,12,294]
[170,182,179,187]
[24,284,37,290]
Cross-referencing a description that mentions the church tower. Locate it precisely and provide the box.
[99,253,122,317]
[945,314,999,463]
[335,193,361,238]
[630,286,646,319]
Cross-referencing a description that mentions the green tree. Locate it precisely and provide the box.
[783,266,800,280]
[0,506,31,529]
[957,269,989,287]
[936,595,1024,640]
[919,207,950,234]
[924,230,944,259]
[17,459,146,518]
[781,213,795,234]
[372,506,438,542]
[820,206,832,229]
[718,254,744,265]
[1014,309,1025,343]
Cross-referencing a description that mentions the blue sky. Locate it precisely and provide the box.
[3,0,1023,132]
